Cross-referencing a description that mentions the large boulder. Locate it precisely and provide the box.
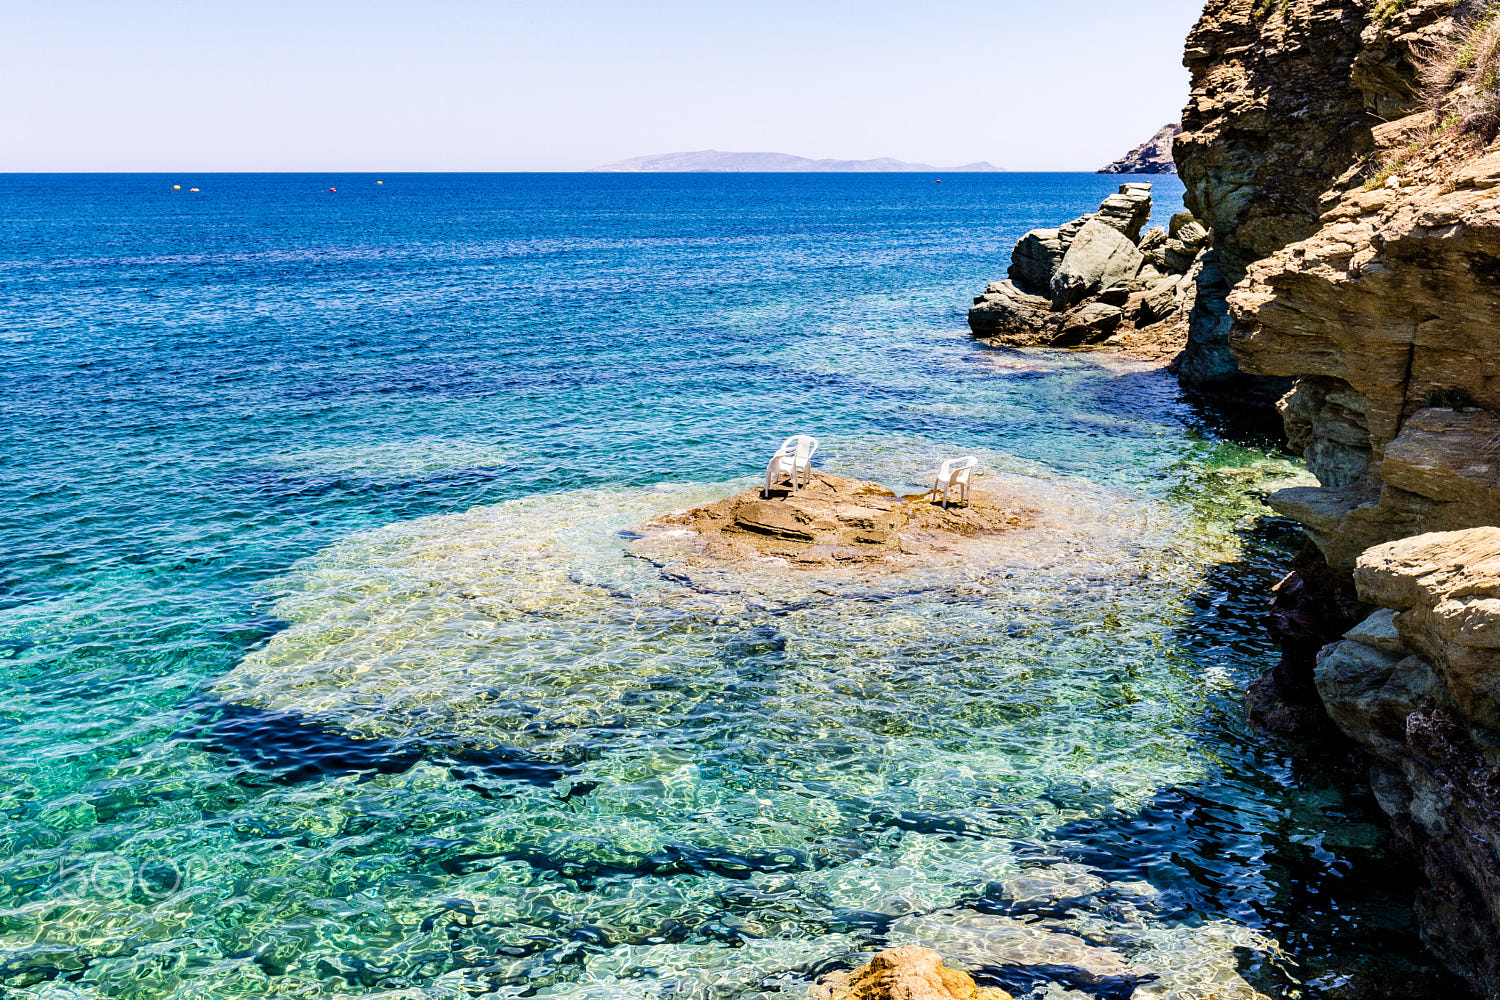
[968,281,1060,344]
[1054,301,1124,347]
[1049,220,1145,309]
[1355,527,1500,731]
[1094,182,1153,242]
[1139,274,1188,325]
[1008,229,1065,296]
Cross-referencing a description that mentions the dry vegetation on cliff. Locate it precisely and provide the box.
[1426,3,1500,142]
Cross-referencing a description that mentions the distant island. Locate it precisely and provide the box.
[1098,124,1180,174]
[590,150,1004,173]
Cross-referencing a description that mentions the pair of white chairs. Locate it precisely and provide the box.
[764,434,977,508]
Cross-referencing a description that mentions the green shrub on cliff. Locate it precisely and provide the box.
[1375,0,1417,23]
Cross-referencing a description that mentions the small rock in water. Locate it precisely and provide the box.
[807,946,1013,1000]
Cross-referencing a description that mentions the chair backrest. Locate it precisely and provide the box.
[777,434,817,462]
[941,456,978,480]
[794,436,818,466]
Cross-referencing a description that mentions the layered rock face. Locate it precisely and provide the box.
[1318,529,1500,992]
[1175,0,1500,991]
[967,183,1209,361]
[1173,0,1396,401]
[1238,153,1500,570]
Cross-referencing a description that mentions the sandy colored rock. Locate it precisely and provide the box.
[1355,527,1500,731]
[1224,125,1500,569]
[1169,0,1457,400]
[628,465,1236,607]
[806,947,1012,1000]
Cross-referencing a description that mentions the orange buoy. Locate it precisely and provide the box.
[172,185,181,191]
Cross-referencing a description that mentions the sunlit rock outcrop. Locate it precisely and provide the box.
[1175,0,1500,990]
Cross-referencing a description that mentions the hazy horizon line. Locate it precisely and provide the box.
[0,168,1172,176]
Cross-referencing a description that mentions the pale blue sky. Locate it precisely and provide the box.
[1,1,1204,172]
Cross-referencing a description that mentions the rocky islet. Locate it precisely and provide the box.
[966,183,1209,361]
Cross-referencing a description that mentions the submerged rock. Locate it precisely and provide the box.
[889,908,1276,1000]
[807,947,1012,1000]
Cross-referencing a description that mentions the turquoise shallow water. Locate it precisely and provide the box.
[0,173,1468,998]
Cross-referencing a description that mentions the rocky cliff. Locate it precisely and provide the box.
[1099,124,1183,174]
[1175,0,1500,992]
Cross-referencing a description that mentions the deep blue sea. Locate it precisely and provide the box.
[0,173,1466,999]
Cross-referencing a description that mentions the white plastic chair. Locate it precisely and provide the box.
[933,456,978,508]
[764,434,818,496]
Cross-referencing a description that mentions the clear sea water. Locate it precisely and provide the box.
[0,173,1468,999]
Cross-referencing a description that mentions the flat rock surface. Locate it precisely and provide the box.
[633,471,1033,567]
[628,469,1248,608]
